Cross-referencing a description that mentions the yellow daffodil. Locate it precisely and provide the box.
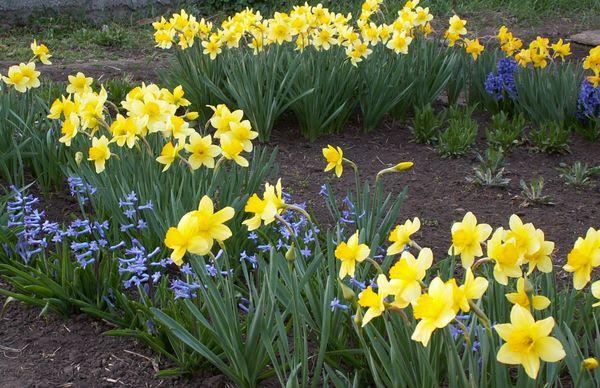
[388,248,433,307]
[412,277,456,346]
[243,179,285,230]
[447,15,467,37]
[58,113,80,146]
[167,116,195,141]
[2,62,40,93]
[30,40,52,65]
[487,228,523,285]
[551,39,571,60]
[448,211,492,268]
[226,119,258,152]
[497,26,511,44]
[66,72,93,95]
[387,217,420,255]
[190,196,234,250]
[386,31,412,54]
[164,196,234,265]
[185,133,221,169]
[464,38,484,60]
[164,85,191,107]
[87,135,111,173]
[505,215,540,258]
[156,141,184,171]
[76,87,108,131]
[208,104,244,137]
[109,114,141,148]
[563,228,600,290]
[220,137,249,167]
[164,212,208,265]
[154,28,175,49]
[449,268,488,313]
[358,274,394,326]
[506,277,551,311]
[523,229,554,274]
[414,6,433,26]
[322,145,344,177]
[495,305,565,379]
[335,231,370,279]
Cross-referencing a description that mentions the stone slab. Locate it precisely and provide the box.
[570,30,600,47]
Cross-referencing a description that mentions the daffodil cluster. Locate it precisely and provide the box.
[153,1,436,66]
[46,72,258,174]
[332,208,600,379]
[497,26,572,68]
[1,40,51,93]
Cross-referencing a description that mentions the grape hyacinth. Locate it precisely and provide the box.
[485,57,518,101]
[242,191,319,264]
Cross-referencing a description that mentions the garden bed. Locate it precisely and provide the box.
[1,113,598,386]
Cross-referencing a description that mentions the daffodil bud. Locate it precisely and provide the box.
[393,161,414,172]
[75,151,83,166]
[582,357,599,370]
[376,161,414,181]
[285,243,296,262]
[186,111,199,120]
[523,278,534,294]
[338,279,356,302]
[353,308,363,326]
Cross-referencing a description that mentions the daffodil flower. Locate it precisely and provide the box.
[448,212,492,268]
[563,227,600,290]
[184,133,221,169]
[322,145,344,177]
[335,231,370,279]
[388,248,433,307]
[164,196,234,265]
[411,277,456,347]
[30,40,52,65]
[448,268,488,313]
[487,228,523,285]
[243,179,285,230]
[387,217,420,255]
[505,277,550,311]
[495,305,565,379]
[523,229,554,274]
[87,135,111,173]
[156,141,184,172]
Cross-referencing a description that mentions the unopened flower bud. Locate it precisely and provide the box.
[338,279,356,302]
[582,357,599,370]
[75,151,83,166]
[186,111,199,120]
[393,161,414,171]
[285,243,296,262]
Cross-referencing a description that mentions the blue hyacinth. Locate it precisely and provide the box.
[485,57,518,101]
[577,79,600,120]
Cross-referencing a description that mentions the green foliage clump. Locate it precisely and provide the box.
[486,111,525,152]
[436,105,478,157]
[529,121,571,154]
